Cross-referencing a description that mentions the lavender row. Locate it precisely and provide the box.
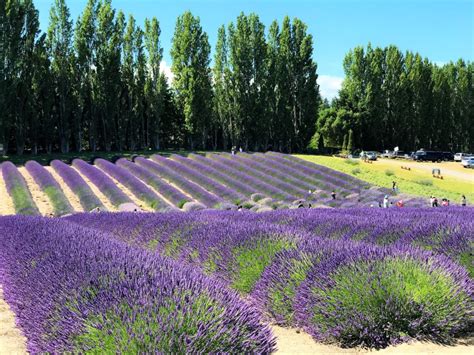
[94,158,168,211]
[232,153,319,196]
[72,159,132,207]
[155,154,246,205]
[212,153,307,199]
[176,153,261,198]
[0,216,275,353]
[67,209,474,348]
[267,152,372,193]
[51,160,104,212]
[116,158,190,209]
[25,161,73,216]
[135,157,223,208]
[193,154,293,201]
[1,162,40,215]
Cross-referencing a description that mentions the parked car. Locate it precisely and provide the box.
[454,153,473,161]
[442,152,454,161]
[390,151,406,159]
[413,150,445,162]
[364,151,378,161]
[461,158,474,168]
[381,150,393,158]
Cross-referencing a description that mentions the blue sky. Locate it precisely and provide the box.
[35,0,473,99]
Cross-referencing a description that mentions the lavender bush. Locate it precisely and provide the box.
[0,216,276,353]
[116,158,190,209]
[25,160,74,216]
[94,158,167,211]
[1,162,40,215]
[51,160,104,212]
[159,154,246,205]
[72,159,132,207]
[135,157,223,208]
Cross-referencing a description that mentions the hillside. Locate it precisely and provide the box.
[0,152,426,216]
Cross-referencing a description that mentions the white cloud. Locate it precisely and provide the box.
[160,60,174,83]
[318,75,343,101]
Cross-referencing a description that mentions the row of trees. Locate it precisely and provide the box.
[0,0,319,155]
[313,44,473,152]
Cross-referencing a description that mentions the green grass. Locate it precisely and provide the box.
[296,155,474,203]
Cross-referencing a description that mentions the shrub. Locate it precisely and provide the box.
[385,169,395,176]
[296,246,473,348]
[415,179,433,186]
[351,168,361,175]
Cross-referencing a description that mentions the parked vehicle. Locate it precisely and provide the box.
[365,151,378,161]
[461,158,474,168]
[454,153,473,161]
[413,150,445,162]
[442,152,454,161]
[382,150,393,158]
[390,151,406,159]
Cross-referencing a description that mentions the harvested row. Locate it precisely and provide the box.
[174,154,262,198]
[116,158,190,209]
[211,154,307,200]
[25,161,73,216]
[1,162,39,216]
[72,159,132,208]
[94,158,168,211]
[192,154,293,202]
[135,157,223,208]
[154,154,246,205]
[0,216,275,353]
[67,209,474,349]
[51,160,104,212]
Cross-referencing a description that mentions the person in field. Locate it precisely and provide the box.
[383,195,389,208]
[392,181,397,192]
[331,190,336,200]
[461,195,467,206]
[396,200,404,207]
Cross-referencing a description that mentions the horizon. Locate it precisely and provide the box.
[34,0,473,100]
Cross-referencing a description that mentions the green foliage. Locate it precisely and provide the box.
[231,239,294,294]
[385,169,395,176]
[351,168,361,175]
[310,257,472,346]
[415,179,433,186]
[344,159,359,166]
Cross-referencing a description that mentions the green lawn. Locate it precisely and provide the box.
[295,155,474,204]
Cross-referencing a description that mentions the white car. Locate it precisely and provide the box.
[455,153,473,161]
[461,158,474,168]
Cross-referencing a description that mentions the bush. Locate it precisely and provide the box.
[297,247,473,349]
[415,179,433,186]
[351,168,361,175]
[385,169,395,176]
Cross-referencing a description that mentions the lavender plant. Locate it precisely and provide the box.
[94,158,168,211]
[25,160,74,216]
[51,160,104,211]
[1,162,40,215]
[72,159,132,207]
[0,216,276,353]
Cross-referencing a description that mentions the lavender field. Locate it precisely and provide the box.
[0,208,472,352]
[0,152,427,216]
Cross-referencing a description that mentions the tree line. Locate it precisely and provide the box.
[312,44,473,153]
[0,0,319,155]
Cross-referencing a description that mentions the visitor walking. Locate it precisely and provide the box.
[383,195,389,208]
[392,181,397,193]
[433,196,438,207]
[239,146,243,153]
[461,195,467,207]
[396,200,404,208]
[231,146,236,156]
[331,190,336,200]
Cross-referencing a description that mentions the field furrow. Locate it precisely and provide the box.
[46,167,84,213]
[18,167,54,216]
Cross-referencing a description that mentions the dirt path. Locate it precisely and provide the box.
[71,167,116,212]
[0,173,15,216]
[0,286,27,355]
[272,326,473,354]
[46,167,83,213]
[18,167,54,216]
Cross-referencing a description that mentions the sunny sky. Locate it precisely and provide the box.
[34,0,473,99]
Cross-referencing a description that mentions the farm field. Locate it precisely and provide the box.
[0,152,427,217]
[297,155,474,204]
[0,208,472,353]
